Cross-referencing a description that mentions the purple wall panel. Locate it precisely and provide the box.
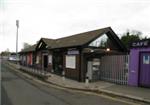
[128,47,150,86]
[128,49,139,86]
[139,52,150,87]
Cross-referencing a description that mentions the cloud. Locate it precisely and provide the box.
[1,0,150,52]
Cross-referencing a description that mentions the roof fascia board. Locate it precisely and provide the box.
[83,31,108,48]
[107,29,127,52]
[36,39,47,50]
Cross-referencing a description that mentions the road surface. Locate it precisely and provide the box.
[1,61,132,105]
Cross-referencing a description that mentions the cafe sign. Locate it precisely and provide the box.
[67,50,79,55]
[131,39,150,48]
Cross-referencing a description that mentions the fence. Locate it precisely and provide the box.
[7,61,50,78]
[100,55,129,85]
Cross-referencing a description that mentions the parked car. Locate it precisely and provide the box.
[9,53,20,62]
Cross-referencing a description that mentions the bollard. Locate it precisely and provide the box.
[62,71,65,81]
[43,70,45,76]
[33,68,35,74]
[85,76,89,86]
[44,70,47,76]
[31,68,33,73]
[51,69,54,73]
[37,69,39,75]
[41,69,43,76]
[32,68,34,73]
[51,69,54,77]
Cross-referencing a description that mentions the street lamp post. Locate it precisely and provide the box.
[16,20,19,65]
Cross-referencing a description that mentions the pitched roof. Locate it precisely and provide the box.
[20,44,37,53]
[41,38,54,47]
[20,27,127,52]
[35,38,54,50]
[51,27,110,49]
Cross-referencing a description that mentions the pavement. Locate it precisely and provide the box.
[5,61,150,104]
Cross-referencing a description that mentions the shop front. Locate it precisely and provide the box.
[50,27,127,82]
[20,27,127,83]
[128,39,150,87]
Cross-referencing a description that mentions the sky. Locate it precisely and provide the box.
[0,0,150,52]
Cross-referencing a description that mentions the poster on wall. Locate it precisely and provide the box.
[92,58,100,71]
[143,55,150,64]
[27,54,32,65]
[66,55,76,69]
[93,58,100,65]
[48,55,52,64]
[30,53,33,65]
[36,55,39,64]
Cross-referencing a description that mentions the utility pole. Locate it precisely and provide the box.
[16,20,19,62]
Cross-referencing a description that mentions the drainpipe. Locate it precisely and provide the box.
[80,52,83,82]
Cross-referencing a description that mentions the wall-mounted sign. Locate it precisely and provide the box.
[67,50,79,55]
[66,55,76,69]
[42,52,48,55]
[143,55,150,64]
[131,39,150,48]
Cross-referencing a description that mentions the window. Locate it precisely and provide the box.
[143,55,150,64]
[89,34,109,47]
[66,55,76,69]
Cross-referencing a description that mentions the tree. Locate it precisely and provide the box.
[23,42,31,49]
[0,48,10,56]
[121,30,142,49]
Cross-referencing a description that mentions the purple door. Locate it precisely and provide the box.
[139,52,150,87]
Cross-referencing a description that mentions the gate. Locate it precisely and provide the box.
[100,55,129,85]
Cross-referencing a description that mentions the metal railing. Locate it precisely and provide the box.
[100,55,129,85]
[11,62,50,78]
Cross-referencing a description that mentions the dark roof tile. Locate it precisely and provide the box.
[20,27,127,52]
[51,27,110,48]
